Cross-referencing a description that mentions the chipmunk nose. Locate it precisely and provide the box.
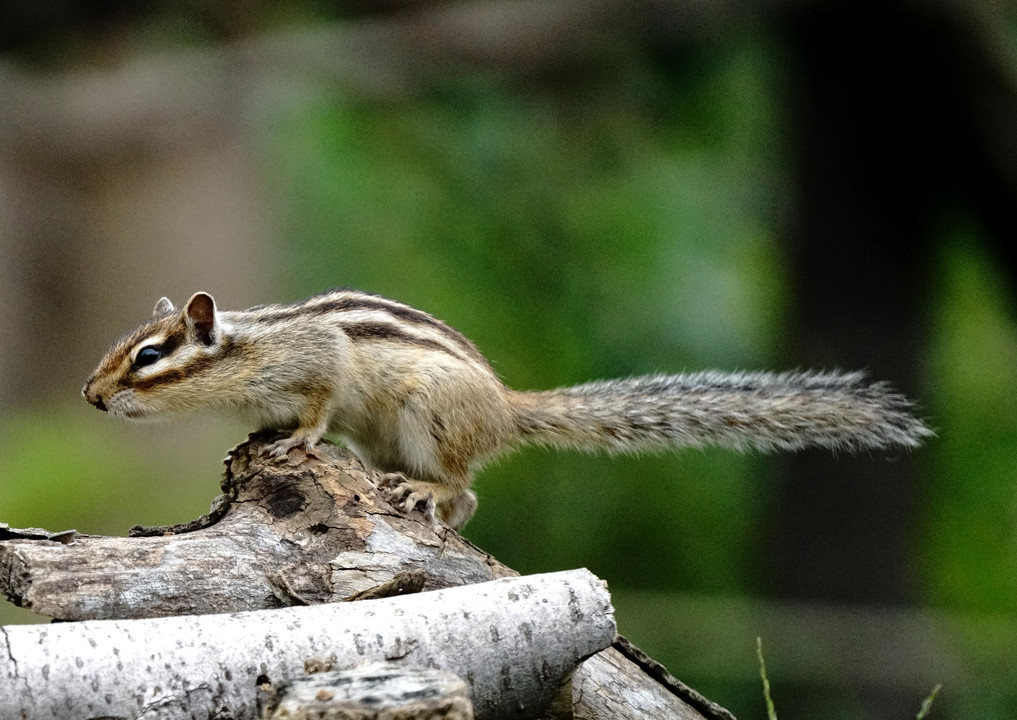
[82,382,108,412]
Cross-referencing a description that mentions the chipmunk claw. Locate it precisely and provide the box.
[263,434,320,462]
[376,472,436,523]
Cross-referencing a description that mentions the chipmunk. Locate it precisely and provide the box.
[83,289,931,529]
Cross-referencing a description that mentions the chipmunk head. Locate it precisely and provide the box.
[83,292,226,419]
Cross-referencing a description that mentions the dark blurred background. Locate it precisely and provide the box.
[1,1,1015,718]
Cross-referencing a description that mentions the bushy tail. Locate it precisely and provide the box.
[507,370,931,454]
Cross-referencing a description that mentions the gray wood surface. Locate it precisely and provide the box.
[0,435,728,720]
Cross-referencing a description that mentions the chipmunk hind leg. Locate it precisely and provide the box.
[372,380,504,529]
[437,489,478,530]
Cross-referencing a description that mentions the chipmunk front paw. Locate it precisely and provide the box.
[263,433,320,461]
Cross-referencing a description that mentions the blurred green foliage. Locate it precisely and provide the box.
[264,38,787,596]
[925,229,1017,614]
[2,23,1016,720]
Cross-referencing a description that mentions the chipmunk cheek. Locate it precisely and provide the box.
[100,389,140,419]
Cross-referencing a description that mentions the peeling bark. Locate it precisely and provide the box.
[264,662,474,719]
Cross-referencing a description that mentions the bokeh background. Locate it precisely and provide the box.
[2,1,1016,718]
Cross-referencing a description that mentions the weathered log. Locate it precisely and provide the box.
[0,570,612,720]
[577,638,736,720]
[0,435,513,620]
[0,435,732,720]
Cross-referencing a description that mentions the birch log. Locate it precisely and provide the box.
[0,570,613,720]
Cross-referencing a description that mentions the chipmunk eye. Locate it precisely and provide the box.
[133,345,163,369]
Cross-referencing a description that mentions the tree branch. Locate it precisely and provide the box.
[1,435,513,621]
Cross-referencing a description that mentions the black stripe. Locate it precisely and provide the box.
[157,331,185,358]
[132,367,189,391]
[131,337,249,391]
[341,321,468,359]
[253,291,487,365]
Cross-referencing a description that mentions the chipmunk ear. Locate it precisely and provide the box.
[184,292,219,346]
[152,297,176,317]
